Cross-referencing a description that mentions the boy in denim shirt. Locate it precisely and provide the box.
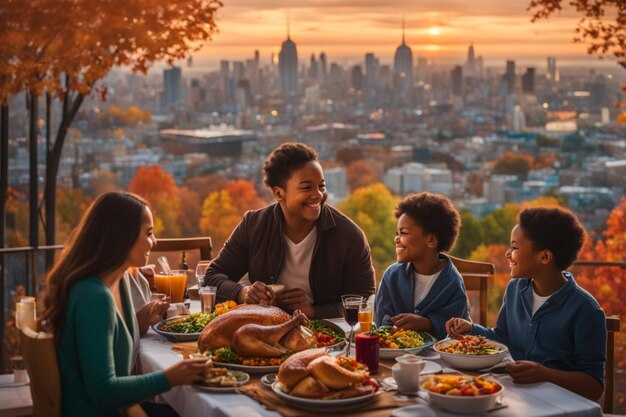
[447,207,606,400]
[375,192,469,339]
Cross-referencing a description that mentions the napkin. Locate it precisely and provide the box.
[240,383,414,417]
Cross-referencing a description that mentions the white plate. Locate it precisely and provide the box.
[261,373,277,387]
[193,370,249,392]
[379,333,437,359]
[392,404,436,417]
[151,315,202,342]
[271,382,378,411]
[214,361,279,374]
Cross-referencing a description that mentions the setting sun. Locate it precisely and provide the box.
[428,27,441,36]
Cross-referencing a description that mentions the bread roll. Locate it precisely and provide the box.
[307,356,366,390]
[277,348,326,390]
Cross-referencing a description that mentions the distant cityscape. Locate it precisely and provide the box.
[6,27,626,234]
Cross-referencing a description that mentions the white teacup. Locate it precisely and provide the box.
[392,354,425,394]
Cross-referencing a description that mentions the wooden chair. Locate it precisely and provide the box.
[604,316,621,414]
[152,236,213,268]
[448,255,495,326]
[19,328,61,417]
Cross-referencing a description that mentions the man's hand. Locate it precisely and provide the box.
[237,281,274,305]
[276,288,315,318]
[445,317,472,337]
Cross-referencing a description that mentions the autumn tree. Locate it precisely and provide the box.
[128,165,181,237]
[0,0,222,258]
[198,179,266,250]
[184,174,229,203]
[492,152,533,179]
[177,186,202,238]
[527,0,625,68]
[337,183,398,282]
[96,105,151,128]
[346,160,379,192]
[453,211,484,259]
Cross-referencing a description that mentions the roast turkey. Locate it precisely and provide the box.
[197,304,317,357]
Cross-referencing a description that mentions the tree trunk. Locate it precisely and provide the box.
[44,93,54,270]
[29,92,39,250]
[0,103,8,372]
[43,79,84,253]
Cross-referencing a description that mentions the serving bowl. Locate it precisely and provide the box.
[434,337,509,370]
[421,373,504,414]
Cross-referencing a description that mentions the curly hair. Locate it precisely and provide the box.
[263,142,318,188]
[394,192,460,252]
[518,207,586,270]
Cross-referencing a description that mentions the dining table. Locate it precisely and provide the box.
[139,307,603,417]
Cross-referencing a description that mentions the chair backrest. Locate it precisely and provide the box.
[19,329,61,417]
[448,255,495,326]
[604,316,620,414]
[152,237,213,268]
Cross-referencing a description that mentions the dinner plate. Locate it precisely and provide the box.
[151,315,202,342]
[271,382,378,411]
[379,332,437,359]
[261,373,277,387]
[213,361,280,374]
[434,338,509,370]
[192,370,250,393]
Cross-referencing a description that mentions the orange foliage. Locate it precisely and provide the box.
[128,165,181,236]
[184,174,229,203]
[224,180,267,214]
[347,160,379,192]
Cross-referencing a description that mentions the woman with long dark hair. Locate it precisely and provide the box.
[42,192,206,417]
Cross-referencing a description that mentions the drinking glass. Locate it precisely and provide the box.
[199,286,217,313]
[358,299,374,333]
[195,260,211,287]
[15,297,36,331]
[341,295,363,356]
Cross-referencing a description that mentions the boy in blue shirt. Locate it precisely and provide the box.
[446,207,606,400]
[375,192,469,339]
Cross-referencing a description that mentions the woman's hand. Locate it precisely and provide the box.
[445,317,472,337]
[276,289,315,318]
[136,299,169,335]
[507,361,547,384]
[237,281,274,305]
[164,358,209,387]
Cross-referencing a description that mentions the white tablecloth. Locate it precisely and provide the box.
[139,320,603,417]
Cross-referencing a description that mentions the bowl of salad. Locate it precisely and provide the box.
[421,373,504,414]
[434,335,508,370]
[152,312,213,342]
[373,326,436,359]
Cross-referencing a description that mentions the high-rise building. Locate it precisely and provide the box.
[279,32,299,96]
[465,43,476,78]
[506,60,516,94]
[351,66,364,91]
[162,66,182,112]
[521,67,536,94]
[393,18,413,93]
[547,57,558,82]
[308,54,319,81]
[365,53,378,89]
[512,105,526,131]
[319,52,328,82]
[451,65,463,96]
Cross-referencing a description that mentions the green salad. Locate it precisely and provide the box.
[158,312,213,334]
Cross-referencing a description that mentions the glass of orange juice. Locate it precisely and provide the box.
[358,300,374,333]
[167,270,188,303]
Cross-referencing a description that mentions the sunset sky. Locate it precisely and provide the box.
[192,0,620,70]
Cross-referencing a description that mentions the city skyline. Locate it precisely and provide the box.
[191,0,622,69]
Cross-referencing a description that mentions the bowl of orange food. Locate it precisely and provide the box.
[434,335,508,370]
[421,373,503,414]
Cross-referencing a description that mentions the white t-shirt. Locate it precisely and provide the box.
[532,288,551,316]
[413,270,442,307]
[276,227,317,303]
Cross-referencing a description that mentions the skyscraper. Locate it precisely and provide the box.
[308,54,319,81]
[351,65,364,91]
[521,68,536,94]
[465,43,476,78]
[451,65,463,96]
[319,52,328,82]
[547,57,557,81]
[393,17,413,93]
[506,60,516,94]
[279,29,299,97]
[365,53,378,89]
[162,66,182,112]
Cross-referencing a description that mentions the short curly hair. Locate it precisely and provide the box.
[394,192,460,253]
[263,143,318,188]
[518,207,586,270]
